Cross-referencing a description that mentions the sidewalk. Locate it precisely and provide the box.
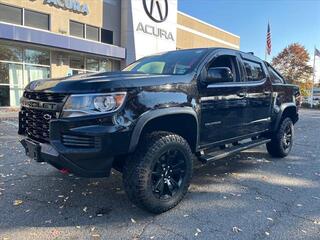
[0,108,19,121]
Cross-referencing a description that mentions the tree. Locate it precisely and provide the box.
[271,43,313,96]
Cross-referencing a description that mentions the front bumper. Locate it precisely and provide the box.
[20,115,133,178]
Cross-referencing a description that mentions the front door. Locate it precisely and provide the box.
[199,51,247,147]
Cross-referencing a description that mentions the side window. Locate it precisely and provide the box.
[208,55,239,82]
[243,60,265,81]
[267,65,284,84]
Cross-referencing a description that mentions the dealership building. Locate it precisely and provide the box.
[0,0,240,107]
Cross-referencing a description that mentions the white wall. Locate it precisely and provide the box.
[121,0,177,66]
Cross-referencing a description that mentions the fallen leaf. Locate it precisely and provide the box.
[314,220,320,225]
[183,214,189,217]
[13,200,23,206]
[267,218,273,221]
[131,218,136,223]
[232,226,242,233]
[297,204,303,207]
[194,228,201,236]
[83,206,88,212]
[265,232,270,236]
[76,226,81,229]
[301,230,307,233]
[284,187,293,192]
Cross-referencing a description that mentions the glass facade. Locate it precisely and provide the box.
[0,43,50,107]
[69,55,119,76]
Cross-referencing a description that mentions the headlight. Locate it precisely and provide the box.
[61,92,127,118]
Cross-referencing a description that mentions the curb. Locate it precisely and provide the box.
[0,117,18,122]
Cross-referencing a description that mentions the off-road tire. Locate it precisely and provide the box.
[123,131,193,213]
[266,117,294,158]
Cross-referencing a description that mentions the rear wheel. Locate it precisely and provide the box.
[266,117,294,158]
[123,131,193,213]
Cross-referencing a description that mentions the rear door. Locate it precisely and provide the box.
[240,54,273,134]
[198,50,248,147]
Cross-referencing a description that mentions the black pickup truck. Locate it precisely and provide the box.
[19,48,300,213]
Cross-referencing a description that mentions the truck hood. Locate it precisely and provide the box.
[25,71,192,93]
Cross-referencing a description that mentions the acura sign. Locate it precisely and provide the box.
[121,0,177,64]
[43,0,89,15]
[137,0,174,41]
[143,0,168,23]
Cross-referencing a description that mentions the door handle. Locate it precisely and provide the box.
[237,92,246,98]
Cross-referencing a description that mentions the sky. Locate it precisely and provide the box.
[178,0,320,62]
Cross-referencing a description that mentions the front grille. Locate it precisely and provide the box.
[20,91,67,142]
[22,108,57,143]
[23,92,67,103]
[61,135,97,148]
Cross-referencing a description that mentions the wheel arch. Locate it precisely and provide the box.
[129,107,199,153]
[272,103,298,132]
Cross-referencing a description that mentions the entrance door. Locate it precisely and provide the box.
[0,62,23,107]
[199,51,247,147]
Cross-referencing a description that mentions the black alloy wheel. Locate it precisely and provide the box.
[151,149,186,199]
[123,131,193,213]
[266,117,294,158]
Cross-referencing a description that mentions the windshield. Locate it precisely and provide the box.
[123,49,209,75]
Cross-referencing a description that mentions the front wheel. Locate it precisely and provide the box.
[123,131,193,213]
[266,117,294,158]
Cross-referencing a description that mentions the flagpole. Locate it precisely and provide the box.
[311,46,316,108]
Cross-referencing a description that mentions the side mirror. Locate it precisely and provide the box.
[203,67,234,85]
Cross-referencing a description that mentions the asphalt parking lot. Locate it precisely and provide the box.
[0,109,319,240]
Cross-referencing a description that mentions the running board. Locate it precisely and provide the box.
[198,138,271,163]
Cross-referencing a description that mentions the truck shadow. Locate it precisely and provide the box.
[0,144,317,233]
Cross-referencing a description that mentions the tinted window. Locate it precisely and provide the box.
[86,25,99,41]
[101,29,113,44]
[0,4,22,25]
[243,60,265,81]
[0,86,10,106]
[123,49,208,75]
[209,55,239,82]
[24,10,49,30]
[70,21,84,38]
[268,65,284,84]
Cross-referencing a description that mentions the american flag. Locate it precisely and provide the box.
[315,48,320,57]
[266,23,272,55]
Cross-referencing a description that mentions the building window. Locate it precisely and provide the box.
[86,25,99,41]
[243,60,266,81]
[0,45,23,62]
[101,29,113,44]
[25,49,50,66]
[100,59,112,72]
[70,21,85,38]
[86,58,99,72]
[70,56,85,69]
[0,3,22,25]
[24,10,50,31]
